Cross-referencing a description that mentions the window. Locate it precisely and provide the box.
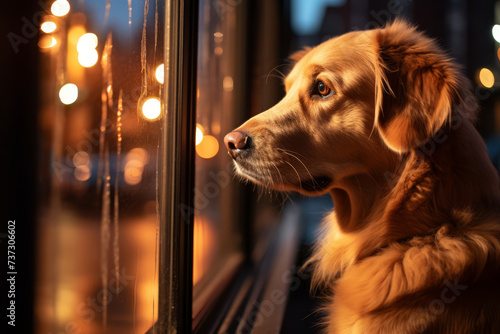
[34,0,293,333]
[192,0,247,319]
[36,0,166,332]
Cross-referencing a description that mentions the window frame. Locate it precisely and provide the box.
[157,0,199,332]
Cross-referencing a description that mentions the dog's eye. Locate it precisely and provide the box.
[313,80,332,98]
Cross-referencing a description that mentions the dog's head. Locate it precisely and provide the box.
[224,20,474,195]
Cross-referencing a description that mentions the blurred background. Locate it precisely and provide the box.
[2,0,500,333]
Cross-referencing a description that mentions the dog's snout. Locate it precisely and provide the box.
[224,131,250,159]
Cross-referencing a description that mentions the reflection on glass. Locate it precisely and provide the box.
[41,21,57,33]
[141,98,162,120]
[39,36,57,48]
[193,0,244,309]
[59,83,78,105]
[36,0,164,333]
[195,135,219,159]
[51,0,71,17]
[155,64,164,84]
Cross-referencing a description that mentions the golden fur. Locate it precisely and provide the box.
[226,20,500,333]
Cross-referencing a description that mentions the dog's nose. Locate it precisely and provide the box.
[224,131,250,159]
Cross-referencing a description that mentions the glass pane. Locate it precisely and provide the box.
[193,0,245,297]
[35,0,166,332]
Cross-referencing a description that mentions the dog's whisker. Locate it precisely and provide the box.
[276,147,309,160]
[284,160,303,190]
[278,148,316,183]
[270,161,285,190]
[265,64,288,85]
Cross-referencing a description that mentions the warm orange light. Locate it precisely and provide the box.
[214,47,223,56]
[126,148,149,165]
[195,135,219,159]
[195,126,204,146]
[214,32,223,43]
[74,165,91,181]
[51,0,70,17]
[493,25,500,43]
[39,36,57,48]
[72,151,90,167]
[41,21,57,33]
[124,160,144,185]
[155,64,164,84]
[478,68,495,88]
[78,49,98,67]
[211,121,221,135]
[223,76,233,92]
[193,216,215,285]
[76,33,98,68]
[59,84,78,105]
[77,33,98,53]
[141,98,162,120]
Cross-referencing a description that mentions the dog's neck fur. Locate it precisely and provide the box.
[312,118,500,286]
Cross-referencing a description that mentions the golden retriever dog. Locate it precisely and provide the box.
[223,20,500,333]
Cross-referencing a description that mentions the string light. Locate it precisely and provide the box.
[39,36,57,49]
[493,25,500,44]
[41,21,57,33]
[196,135,219,159]
[59,83,78,105]
[155,64,164,84]
[51,0,70,17]
[77,33,99,68]
[478,68,495,88]
[77,33,98,53]
[78,49,99,67]
[141,98,162,120]
[195,125,204,146]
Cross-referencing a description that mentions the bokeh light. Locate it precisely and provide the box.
[155,64,164,84]
[141,98,162,120]
[38,36,57,49]
[124,160,144,185]
[195,125,204,146]
[196,135,219,159]
[223,76,233,92]
[74,165,91,182]
[214,47,223,56]
[126,148,149,165]
[41,21,57,33]
[124,148,148,185]
[51,0,70,17]
[478,68,495,88]
[214,32,223,43]
[493,25,500,44]
[78,49,99,67]
[76,33,98,53]
[72,151,90,167]
[59,83,78,105]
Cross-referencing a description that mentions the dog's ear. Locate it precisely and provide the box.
[289,46,312,63]
[373,20,461,153]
